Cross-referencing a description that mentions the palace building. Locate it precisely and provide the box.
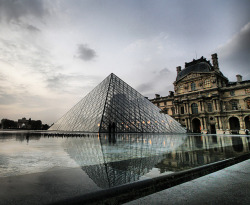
[150,53,250,134]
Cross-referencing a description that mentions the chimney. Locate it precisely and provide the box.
[236,74,242,83]
[211,53,219,71]
[169,91,174,96]
[176,66,181,75]
[155,94,160,98]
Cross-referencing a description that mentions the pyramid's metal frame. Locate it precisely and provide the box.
[49,73,186,133]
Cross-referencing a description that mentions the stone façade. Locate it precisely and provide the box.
[150,53,250,134]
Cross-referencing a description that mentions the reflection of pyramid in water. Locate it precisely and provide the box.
[49,73,186,133]
[63,134,188,188]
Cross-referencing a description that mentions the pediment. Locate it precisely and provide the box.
[178,72,211,82]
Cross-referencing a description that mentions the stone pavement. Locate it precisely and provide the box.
[124,159,250,205]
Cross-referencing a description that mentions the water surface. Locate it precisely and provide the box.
[0,131,249,204]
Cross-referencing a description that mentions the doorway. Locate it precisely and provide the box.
[245,116,250,130]
[192,118,201,133]
[210,124,216,134]
[229,117,240,134]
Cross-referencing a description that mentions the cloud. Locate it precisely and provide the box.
[0,0,48,23]
[0,93,17,105]
[218,22,250,78]
[76,44,97,61]
[46,72,102,94]
[136,83,154,94]
[159,67,170,75]
[135,66,176,98]
[26,24,40,32]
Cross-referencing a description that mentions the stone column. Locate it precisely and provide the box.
[203,117,207,130]
[239,116,246,134]
[240,116,246,129]
[213,100,217,111]
[199,101,202,112]
[201,117,204,130]
[188,118,192,132]
[186,103,189,114]
[218,117,223,130]
[189,104,192,114]
[215,117,219,129]
[225,117,231,134]
[216,100,220,111]
[186,118,189,131]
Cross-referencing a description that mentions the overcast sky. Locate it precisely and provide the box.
[0,0,249,125]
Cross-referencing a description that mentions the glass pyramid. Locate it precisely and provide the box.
[49,73,186,133]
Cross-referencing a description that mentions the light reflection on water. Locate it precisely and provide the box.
[0,131,249,188]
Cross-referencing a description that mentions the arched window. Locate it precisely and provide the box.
[191,103,198,114]
[191,82,196,91]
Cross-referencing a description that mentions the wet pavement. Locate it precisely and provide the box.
[125,159,250,205]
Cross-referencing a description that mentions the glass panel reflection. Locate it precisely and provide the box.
[62,133,250,188]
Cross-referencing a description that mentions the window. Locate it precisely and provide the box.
[191,82,196,91]
[191,103,198,114]
[231,101,238,110]
[204,80,211,88]
[171,107,175,115]
[164,101,166,105]
[181,106,184,114]
[230,90,235,96]
[208,103,213,112]
[179,85,183,93]
[163,108,169,114]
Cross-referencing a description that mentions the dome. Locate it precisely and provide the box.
[176,59,213,82]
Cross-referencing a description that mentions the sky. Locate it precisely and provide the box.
[0,0,249,125]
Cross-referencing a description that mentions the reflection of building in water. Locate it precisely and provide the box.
[63,134,187,188]
[0,132,42,142]
[63,134,249,188]
[156,135,250,172]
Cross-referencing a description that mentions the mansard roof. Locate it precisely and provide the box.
[176,56,215,82]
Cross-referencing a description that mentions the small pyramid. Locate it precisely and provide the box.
[49,73,186,133]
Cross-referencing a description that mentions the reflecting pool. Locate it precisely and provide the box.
[0,131,249,204]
